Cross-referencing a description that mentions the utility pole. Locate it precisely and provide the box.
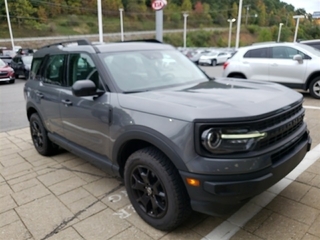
[97,0,103,42]
[119,8,124,41]
[244,4,250,26]
[4,0,14,50]
[183,12,189,49]
[235,0,243,49]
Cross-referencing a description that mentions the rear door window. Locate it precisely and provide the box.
[244,48,269,58]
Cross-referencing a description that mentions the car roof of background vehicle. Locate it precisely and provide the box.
[33,39,176,58]
[298,39,320,43]
[237,42,311,51]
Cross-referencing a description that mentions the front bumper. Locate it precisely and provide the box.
[180,131,311,216]
[0,76,14,82]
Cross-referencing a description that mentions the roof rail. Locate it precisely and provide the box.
[119,39,163,44]
[40,39,91,49]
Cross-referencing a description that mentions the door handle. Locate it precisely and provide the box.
[271,63,278,67]
[36,92,44,98]
[61,99,73,106]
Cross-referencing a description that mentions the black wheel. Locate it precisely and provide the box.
[211,59,217,66]
[124,147,192,231]
[231,74,246,79]
[30,113,59,156]
[9,79,15,84]
[24,70,29,79]
[309,77,320,99]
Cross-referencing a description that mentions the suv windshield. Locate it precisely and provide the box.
[100,50,208,92]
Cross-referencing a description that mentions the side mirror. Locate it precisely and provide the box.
[72,80,97,97]
[293,54,303,63]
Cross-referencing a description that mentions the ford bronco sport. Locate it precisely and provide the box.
[24,39,311,231]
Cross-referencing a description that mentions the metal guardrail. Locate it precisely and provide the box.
[0,28,225,43]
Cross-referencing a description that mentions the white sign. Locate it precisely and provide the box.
[152,0,167,11]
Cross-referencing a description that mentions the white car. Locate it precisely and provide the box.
[199,51,230,66]
[222,42,320,99]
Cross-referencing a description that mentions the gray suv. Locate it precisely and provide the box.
[24,39,311,231]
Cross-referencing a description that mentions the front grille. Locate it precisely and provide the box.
[0,72,8,77]
[270,133,306,163]
[255,103,304,150]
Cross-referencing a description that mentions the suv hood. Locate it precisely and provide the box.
[118,78,303,121]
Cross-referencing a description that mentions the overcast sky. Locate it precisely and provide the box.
[282,0,320,13]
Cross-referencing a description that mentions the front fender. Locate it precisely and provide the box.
[112,125,189,172]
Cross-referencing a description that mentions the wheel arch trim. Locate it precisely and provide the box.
[112,126,188,173]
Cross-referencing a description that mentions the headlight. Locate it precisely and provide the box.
[201,128,267,154]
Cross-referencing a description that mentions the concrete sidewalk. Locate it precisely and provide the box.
[0,126,320,240]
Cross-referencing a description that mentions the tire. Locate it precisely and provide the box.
[124,147,192,231]
[30,113,59,156]
[211,59,217,66]
[231,74,246,79]
[309,77,320,99]
[24,70,29,80]
[9,79,15,84]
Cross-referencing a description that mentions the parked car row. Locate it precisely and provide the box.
[0,47,34,84]
[179,47,235,66]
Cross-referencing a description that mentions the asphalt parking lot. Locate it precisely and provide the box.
[1,67,320,240]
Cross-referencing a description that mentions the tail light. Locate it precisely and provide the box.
[223,62,229,70]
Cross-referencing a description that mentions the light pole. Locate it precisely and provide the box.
[119,8,124,42]
[97,0,103,42]
[293,15,304,42]
[245,4,250,26]
[277,23,283,42]
[183,12,189,49]
[4,0,14,50]
[235,0,243,49]
[227,18,236,49]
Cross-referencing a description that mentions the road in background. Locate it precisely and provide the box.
[201,65,223,78]
[0,79,29,132]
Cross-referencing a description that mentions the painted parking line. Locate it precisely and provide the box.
[303,105,320,110]
[202,143,320,240]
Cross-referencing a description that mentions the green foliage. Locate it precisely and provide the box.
[247,25,259,35]
[258,28,272,42]
[0,0,318,44]
[188,30,212,47]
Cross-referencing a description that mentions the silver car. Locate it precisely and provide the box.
[222,42,320,99]
[199,51,230,66]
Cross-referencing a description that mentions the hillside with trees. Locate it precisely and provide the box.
[0,0,319,47]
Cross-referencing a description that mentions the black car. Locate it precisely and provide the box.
[24,39,311,231]
[10,55,33,79]
[16,48,34,55]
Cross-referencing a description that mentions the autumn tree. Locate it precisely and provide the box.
[103,0,123,16]
[231,2,238,18]
[181,0,192,12]
[37,6,48,24]
[257,0,267,26]
[8,0,36,28]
